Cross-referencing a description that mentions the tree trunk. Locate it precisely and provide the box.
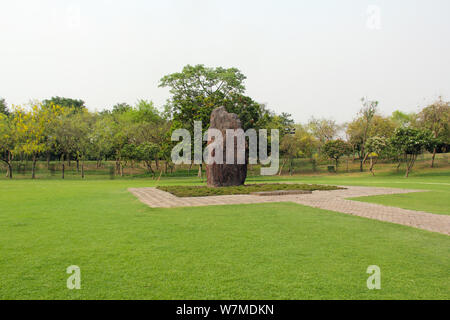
[198,164,202,180]
[8,162,12,179]
[31,154,37,179]
[2,157,13,179]
[145,161,154,174]
[115,159,120,175]
[7,151,13,179]
[369,157,375,176]
[61,154,65,179]
[81,162,85,179]
[76,158,79,173]
[157,168,163,181]
[335,158,338,173]
[405,154,417,178]
[278,158,287,176]
[47,152,50,169]
[359,148,364,172]
[431,148,436,168]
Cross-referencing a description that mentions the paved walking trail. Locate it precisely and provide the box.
[129,186,450,235]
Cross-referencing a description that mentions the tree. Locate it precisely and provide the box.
[307,117,339,149]
[416,97,450,168]
[0,98,9,116]
[89,115,115,167]
[136,142,160,175]
[160,64,246,129]
[365,136,388,175]
[159,64,272,139]
[322,139,352,172]
[160,64,279,178]
[14,103,62,179]
[53,107,86,178]
[111,103,132,114]
[347,114,395,165]
[70,112,93,178]
[355,97,378,171]
[391,110,416,128]
[43,97,86,113]
[0,113,15,178]
[279,133,302,175]
[390,128,434,177]
[279,125,318,175]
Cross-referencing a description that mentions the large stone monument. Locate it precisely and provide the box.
[206,106,247,187]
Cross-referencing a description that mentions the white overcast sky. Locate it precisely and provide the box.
[1,0,449,123]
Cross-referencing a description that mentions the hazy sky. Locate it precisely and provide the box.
[1,0,449,123]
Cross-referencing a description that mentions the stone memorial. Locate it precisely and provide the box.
[206,106,247,187]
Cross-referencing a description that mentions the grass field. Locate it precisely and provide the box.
[0,169,449,299]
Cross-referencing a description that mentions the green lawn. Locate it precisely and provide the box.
[0,173,449,300]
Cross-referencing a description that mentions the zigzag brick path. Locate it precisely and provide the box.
[129,186,450,235]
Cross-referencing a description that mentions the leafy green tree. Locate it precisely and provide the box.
[111,103,132,114]
[347,114,395,163]
[160,64,265,134]
[416,97,450,167]
[279,125,318,175]
[323,139,352,172]
[279,133,302,175]
[53,107,90,178]
[354,97,378,172]
[71,112,93,178]
[391,110,416,128]
[136,142,160,175]
[43,97,86,113]
[365,136,388,175]
[390,128,434,177]
[89,115,115,167]
[0,98,9,116]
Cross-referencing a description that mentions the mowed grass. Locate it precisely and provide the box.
[0,177,449,300]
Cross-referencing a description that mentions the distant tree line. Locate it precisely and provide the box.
[1,66,449,179]
[0,65,293,179]
[280,97,449,177]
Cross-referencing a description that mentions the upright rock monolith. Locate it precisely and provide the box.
[206,106,247,187]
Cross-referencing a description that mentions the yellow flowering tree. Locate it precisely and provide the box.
[13,103,63,179]
[0,113,16,178]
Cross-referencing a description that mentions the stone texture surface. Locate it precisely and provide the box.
[206,106,247,187]
[129,186,450,236]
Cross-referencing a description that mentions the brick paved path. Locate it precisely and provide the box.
[129,186,450,235]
